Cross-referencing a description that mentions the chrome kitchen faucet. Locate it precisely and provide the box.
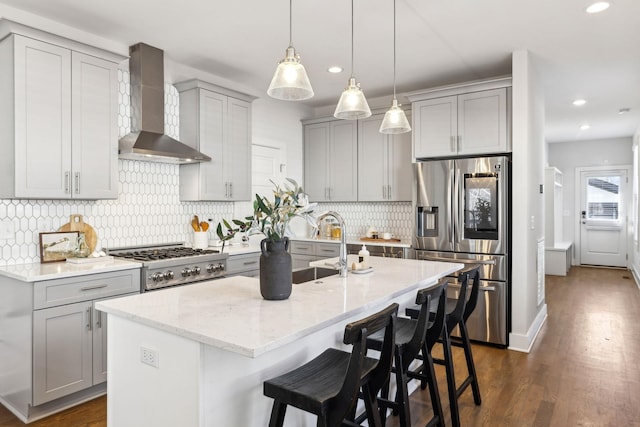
[316,211,348,278]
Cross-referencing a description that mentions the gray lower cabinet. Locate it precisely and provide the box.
[31,269,140,406]
[226,252,261,277]
[290,241,340,269]
[33,301,95,405]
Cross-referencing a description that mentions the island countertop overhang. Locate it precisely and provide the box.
[96,256,461,358]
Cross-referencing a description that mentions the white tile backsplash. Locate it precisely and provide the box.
[0,71,413,266]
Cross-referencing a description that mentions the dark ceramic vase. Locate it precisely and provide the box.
[259,237,292,300]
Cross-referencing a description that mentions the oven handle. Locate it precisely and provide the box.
[421,255,496,265]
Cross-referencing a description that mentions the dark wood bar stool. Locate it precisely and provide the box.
[407,266,480,427]
[446,266,482,407]
[363,278,449,427]
[263,303,398,427]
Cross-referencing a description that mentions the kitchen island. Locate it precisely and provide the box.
[96,256,461,427]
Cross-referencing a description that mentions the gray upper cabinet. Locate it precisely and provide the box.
[0,32,121,199]
[303,120,357,202]
[357,113,412,201]
[409,80,511,159]
[176,79,255,201]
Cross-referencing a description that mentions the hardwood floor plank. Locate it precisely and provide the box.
[0,266,638,426]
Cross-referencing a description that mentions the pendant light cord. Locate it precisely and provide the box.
[289,0,293,47]
[350,0,354,78]
[393,0,397,99]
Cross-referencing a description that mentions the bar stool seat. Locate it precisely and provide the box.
[263,303,398,427]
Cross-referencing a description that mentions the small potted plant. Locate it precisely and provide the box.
[216,178,316,300]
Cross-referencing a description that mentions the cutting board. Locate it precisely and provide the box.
[58,214,97,252]
[360,237,402,243]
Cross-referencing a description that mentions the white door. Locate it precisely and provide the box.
[252,144,283,198]
[579,168,629,267]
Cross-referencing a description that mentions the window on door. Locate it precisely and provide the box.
[585,176,620,221]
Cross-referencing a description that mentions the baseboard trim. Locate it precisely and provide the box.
[632,265,640,290]
[508,303,548,353]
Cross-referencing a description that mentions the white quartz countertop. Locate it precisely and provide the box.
[214,243,261,255]
[292,236,412,248]
[96,256,461,358]
[0,258,141,282]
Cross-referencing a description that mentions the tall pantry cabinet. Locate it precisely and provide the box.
[0,23,124,199]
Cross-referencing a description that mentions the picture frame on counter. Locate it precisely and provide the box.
[39,231,79,263]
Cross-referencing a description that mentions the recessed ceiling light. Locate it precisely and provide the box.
[586,2,610,13]
[580,124,591,130]
[327,66,343,74]
[573,99,587,106]
[619,108,630,114]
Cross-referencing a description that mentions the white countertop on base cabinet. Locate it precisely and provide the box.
[0,258,140,282]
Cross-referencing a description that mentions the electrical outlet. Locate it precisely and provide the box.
[140,347,159,368]
[0,220,14,240]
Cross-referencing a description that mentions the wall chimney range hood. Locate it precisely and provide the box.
[118,43,211,164]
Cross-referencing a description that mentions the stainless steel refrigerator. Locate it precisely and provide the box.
[413,155,510,346]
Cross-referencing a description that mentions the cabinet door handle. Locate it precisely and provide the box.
[229,182,233,198]
[74,172,80,194]
[457,135,461,150]
[65,171,71,194]
[382,185,386,199]
[86,306,92,331]
[450,136,456,152]
[96,309,102,329]
[387,185,392,199]
[80,284,108,291]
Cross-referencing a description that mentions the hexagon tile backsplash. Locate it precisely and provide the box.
[0,70,412,266]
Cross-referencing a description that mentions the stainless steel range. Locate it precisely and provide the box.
[107,243,228,292]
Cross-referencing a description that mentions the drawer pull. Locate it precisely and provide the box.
[80,284,108,291]
[243,261,258,265]
[320,249,336,253]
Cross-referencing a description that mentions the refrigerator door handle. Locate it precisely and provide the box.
[421,255,496,265]
[451,164,458,246]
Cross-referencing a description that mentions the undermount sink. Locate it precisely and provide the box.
[292,266,339,284]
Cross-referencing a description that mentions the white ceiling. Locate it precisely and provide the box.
[1,0,639,143]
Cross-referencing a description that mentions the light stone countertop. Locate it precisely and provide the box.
[214,243,261,255]
[292,236,412,248]
[96,256,461,358]
[0,258,141,282]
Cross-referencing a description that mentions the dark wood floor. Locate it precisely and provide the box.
[1,266,639,426]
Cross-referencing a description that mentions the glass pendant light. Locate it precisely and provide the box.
[334,0,371,120]
[267,0,314,101]
[379,0,411,134]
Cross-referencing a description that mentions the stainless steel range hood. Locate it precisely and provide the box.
[119,43,211,164]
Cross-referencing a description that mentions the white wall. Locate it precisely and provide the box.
[547,137,633,264]
[629,132,640,284]
[509,50,547,352]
